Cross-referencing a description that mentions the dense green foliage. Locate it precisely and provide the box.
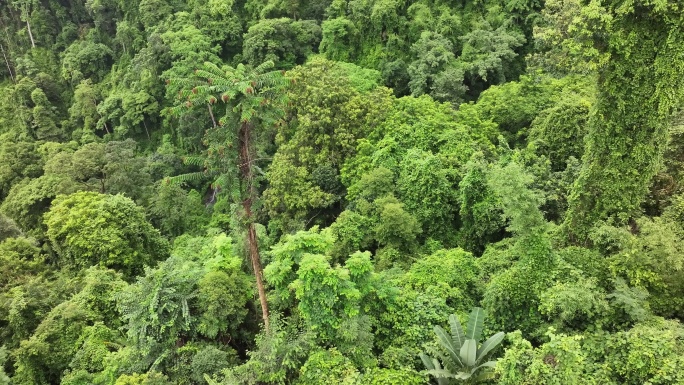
[1,0,683,383]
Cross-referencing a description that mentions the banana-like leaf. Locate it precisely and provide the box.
[476,332,505,364]
[455,371,474,380]
[420,353,435,370]
[426,369,457,379]
[471,366,496,383]
[426,346,460,374]
[461,339,477,367]
[426,369,452,385]
[434,325,462,367]
[450,314,466,350]
[474,361,496,370]
[466,307,485,342]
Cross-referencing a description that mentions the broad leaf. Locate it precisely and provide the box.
[449,313,466,350]
[471,365,497,382]
[434,325,462,367]
[426,369,457,379]
[466,307,485,341]
[455,371,473,380]
[474,360,497,370]
[476,332,505,363]
[460,339,477,367]
[420,353,435,370]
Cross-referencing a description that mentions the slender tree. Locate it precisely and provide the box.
[0,43,13,82]
[12,0,36,48]
[168,61,288,329]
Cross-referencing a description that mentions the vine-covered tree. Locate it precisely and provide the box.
[564,0,684,241]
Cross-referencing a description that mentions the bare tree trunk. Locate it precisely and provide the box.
[142,119,150,139]
[207,103,217,128]
[239,120,269,330]
[0,43,13,82]
[245,203,269,330]
[26,20,35,48]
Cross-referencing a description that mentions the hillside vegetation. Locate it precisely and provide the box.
[1,0,684,383]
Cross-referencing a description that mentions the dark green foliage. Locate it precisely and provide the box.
[498,319,684,384]
[61,39,114,83]
[1,0,684,382]
[457,156,506,255]
[296,349,358,384]
[0,215,21,242]
[407,31,464,103]
[114,233,252,379]
[0,346,9,385]
[148,182,209,238]
[482,162,555,335]
[189,345,238,384]
[11,268,126,385]
[12,301,95,385]
[529,92,591,171]
[564,0,684,241]
[0,140,43,200]
[397,149,458,241]
[243,19,321,69]
[0,237,43,293]
[217,315,316,384]
[0,274,76,353]
[472,74,578,145]
[0,175,78,238]
[197,269,252,339]
[45,192,169,278]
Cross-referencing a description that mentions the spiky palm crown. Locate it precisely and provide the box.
[164,61,290,198]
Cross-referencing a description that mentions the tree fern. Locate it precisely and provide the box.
[165,60,289,330]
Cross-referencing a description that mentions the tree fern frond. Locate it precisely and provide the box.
[182,156,206,166]
[253,60,275,74]
[167,172,210,185]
